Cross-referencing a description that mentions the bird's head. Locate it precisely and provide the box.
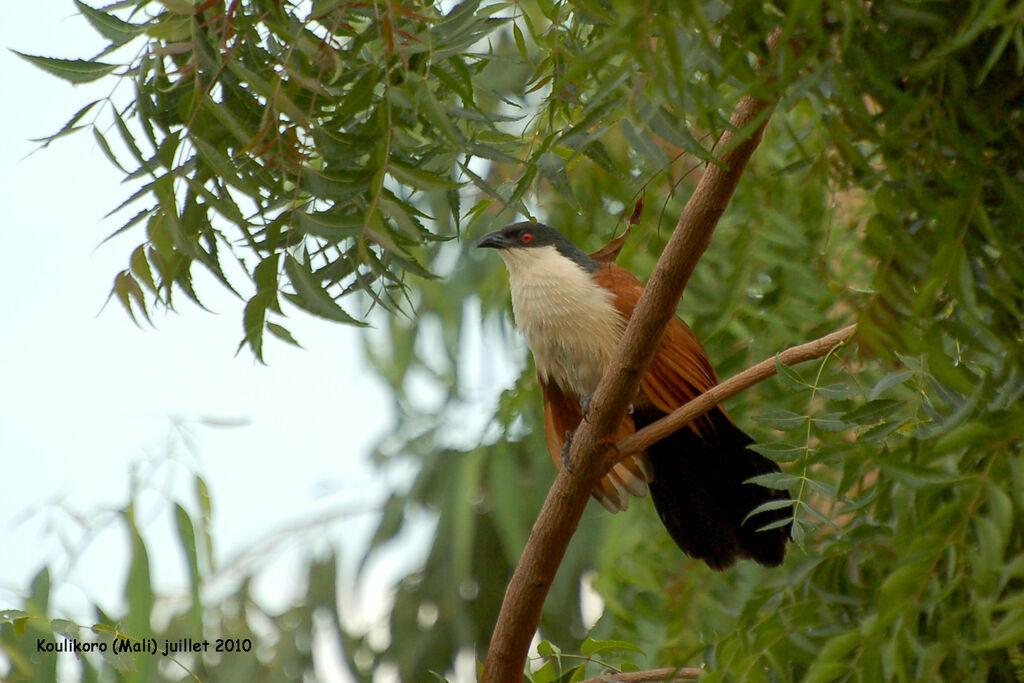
[477,222,599,274]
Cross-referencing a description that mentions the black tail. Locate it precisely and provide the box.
[635,407,791,570]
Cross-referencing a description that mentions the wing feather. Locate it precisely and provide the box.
[592,263,721,436]
[540,374,651,512]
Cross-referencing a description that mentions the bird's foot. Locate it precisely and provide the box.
[579,393,594,423]
[579,393,634,421]
[561,429,575,474]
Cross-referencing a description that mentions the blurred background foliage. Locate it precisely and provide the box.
[4,0,1024,680]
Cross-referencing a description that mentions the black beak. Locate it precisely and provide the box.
[477,231,507,249]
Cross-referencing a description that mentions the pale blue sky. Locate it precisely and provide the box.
[0,5,427,675]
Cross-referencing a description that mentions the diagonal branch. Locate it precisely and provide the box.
[610,324,858,467]
[481,73,779,682]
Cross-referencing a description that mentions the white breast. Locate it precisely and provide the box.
[499,246,625,398]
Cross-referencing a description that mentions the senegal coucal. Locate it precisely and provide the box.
[478,221,791,569]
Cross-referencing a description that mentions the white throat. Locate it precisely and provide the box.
[499,246,625,398]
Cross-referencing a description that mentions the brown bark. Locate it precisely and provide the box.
[578,666,702,682]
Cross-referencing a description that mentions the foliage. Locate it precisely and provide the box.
[0,449,347,682]
[13,0,1024,681]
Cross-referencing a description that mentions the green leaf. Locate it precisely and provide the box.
[811,412,850,432]
[868,370,915,400]
[94,630,137,673]
[130,245,156,293]
[253,253,280,294]
[860,417,909,442]
[388,162,463,191]
[842,399,901,425]
[970,609,1024,651]
[174,503,203,633]
[75,1,146,45]
[241,294,268,360]
[806,630,861,683]
[194,474,214,572]
[108,271,151,326]
[362,496,407,572]
[267,322,302,347]
[122,506,154,638]
[925,347,977,396]
[457,159,508,206]
[31,99,101,146]
[174,504,199,584]
[745,472,801,489]
[580,637,645,657]
[536,640,557,658]
[986,483,1013,545]
[450,451,484,583]
[112,105,149,171]
[380,245,439,281]
[291,210,364,241]
[537,151,577,207]
[531,659,556,683]
[195,474,212,521]
[512,22,528,59]
[415,78,462,147]
[620,119,668,170]
[743,498,797,525]
[646,105,717,165]
[805,662,854,683]
[27,567,49,614]
[283,254,367,325]
[754,410,808,430]
[378,197,428,241]
[153,0,196,15]
[878,458,967,489]
[192,136,261,197]
[775,355,808,390]
[92,130,134,176]
[748,442,807,462]
[12,51,118,84]
[974,516,1004,569]
[51,618,80,640]
[0,609,28,624]
[934,419,993,452]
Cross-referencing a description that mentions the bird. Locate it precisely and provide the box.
[477,221,791,569]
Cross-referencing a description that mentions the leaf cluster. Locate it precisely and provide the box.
[18,0,1024,680]
[0,464,342,682]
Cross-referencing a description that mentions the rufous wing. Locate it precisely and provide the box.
[582,264,790,568]
[591,263,721,437]
[539,374,652,513]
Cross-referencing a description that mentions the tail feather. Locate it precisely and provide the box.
[636,407,791,570]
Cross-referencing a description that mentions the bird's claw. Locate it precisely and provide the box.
[579,393,633,420]
[561,429,575,474]
[579,393,594,423]
[565,396,632,474]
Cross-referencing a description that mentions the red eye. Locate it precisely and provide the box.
[521,232,533,243]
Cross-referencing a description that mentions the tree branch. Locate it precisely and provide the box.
[610,324,858,467]
[578,666,702,683]
[481,73,779,681]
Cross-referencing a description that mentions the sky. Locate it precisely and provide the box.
[0,2,429,678]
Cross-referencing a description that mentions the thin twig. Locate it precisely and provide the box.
[610,324,858,466]
[578,666,702,682]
